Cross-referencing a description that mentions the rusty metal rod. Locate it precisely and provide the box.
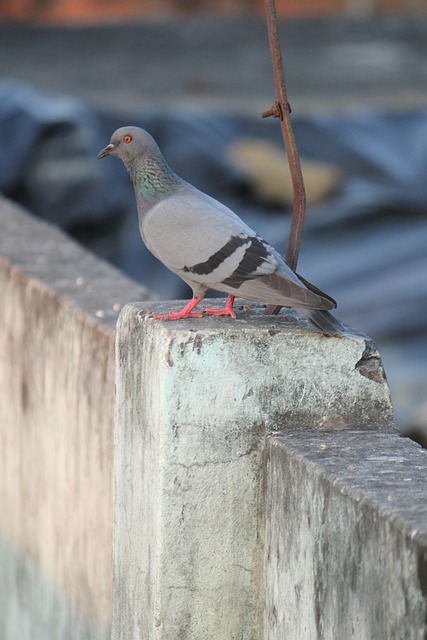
[263,0,306,315]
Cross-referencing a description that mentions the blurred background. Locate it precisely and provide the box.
[0,0,426,443]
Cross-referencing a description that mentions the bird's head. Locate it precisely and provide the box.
[98,126,158,163]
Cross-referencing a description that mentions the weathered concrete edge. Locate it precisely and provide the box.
[263,431,427,638]
[131,300,393,431]
[0,195,155,334]
[0,197,155,640]
[269,429,427,545]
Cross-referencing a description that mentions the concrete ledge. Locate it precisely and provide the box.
[0,195,154,332]
[264,430,427,639]
[0,197,153,640]
[113,301,393,640]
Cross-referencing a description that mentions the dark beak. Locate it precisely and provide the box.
[98,143,115,159]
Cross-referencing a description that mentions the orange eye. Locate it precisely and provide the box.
[123,135,132,143]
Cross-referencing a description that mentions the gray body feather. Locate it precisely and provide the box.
[98,126,344,333]
[143,191,335,309]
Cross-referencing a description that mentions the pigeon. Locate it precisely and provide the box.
[98,126,344,334]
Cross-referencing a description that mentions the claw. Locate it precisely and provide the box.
[154,311,203,320]
[204,294,236,319]
[204,309,236,319]
[153,297,204,321]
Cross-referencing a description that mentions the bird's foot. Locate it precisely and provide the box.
[204,295,236,319]
[153,297,204,321]
[154,311,203,320]
[204,307,236,319]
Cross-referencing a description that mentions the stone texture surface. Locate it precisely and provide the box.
[264,430,427,639]
[0,197,152,640]
[113,301,393,640]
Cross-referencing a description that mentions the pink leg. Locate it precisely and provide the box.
[154,297,204,320]
[204,294,236,319]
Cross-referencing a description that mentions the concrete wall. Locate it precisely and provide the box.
[112,301,427,640]
[2,196,427,640]
[0,197,153,640]
[264,431,427,639]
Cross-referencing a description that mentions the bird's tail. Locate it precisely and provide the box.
[297,308,346,336]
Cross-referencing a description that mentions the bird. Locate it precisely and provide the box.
[98,126,344,334]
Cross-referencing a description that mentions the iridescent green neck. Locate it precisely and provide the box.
[126,154,182,201]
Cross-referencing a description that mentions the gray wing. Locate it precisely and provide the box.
[220,270,336,310]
